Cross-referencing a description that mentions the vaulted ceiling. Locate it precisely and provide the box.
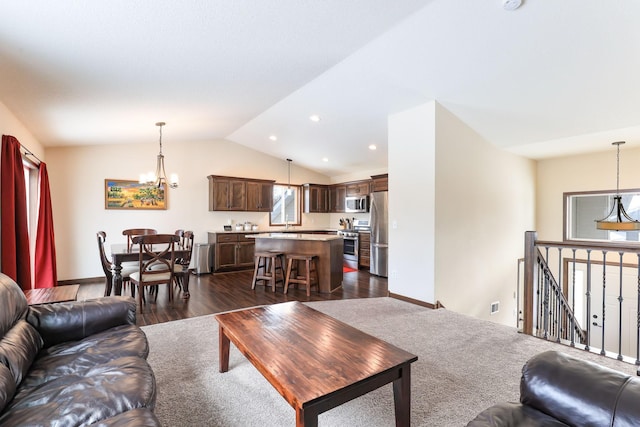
[1,1,639,177]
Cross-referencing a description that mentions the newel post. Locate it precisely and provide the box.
[523,231,538,335]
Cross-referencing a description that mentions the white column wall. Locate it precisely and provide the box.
[388,101,436,303]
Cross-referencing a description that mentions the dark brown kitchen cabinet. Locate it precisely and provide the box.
[359,231,370,269]
[370,174,388,192]
[329,184,346,212]
[246,180,274,212]
[208,175,275,212]
[211,232,256,271]
[208,176,246,211]
[346,180,371,196]
[303,184,329,213]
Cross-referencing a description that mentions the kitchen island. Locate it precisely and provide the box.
[249,233,343,293]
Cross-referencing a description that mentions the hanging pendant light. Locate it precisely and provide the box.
[595,141,640,231]
[139,122,179,189]
[285,158,293,195]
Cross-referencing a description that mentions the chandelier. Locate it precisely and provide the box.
[595,141,640,231]
[139,122,179,189]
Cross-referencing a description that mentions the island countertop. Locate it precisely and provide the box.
[252,233,344,293]
[249,233,342,241]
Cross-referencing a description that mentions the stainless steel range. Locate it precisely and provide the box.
[337,219,369,270]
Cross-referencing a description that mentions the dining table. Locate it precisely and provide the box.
[110,243,191,298]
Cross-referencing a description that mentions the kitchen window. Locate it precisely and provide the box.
[565,189,640,243]
[270,184,301,226]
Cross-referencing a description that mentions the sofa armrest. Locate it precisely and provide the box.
[26,296,137,347]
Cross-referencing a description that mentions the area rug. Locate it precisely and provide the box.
[343,266,358,273]
[141,297,637,426]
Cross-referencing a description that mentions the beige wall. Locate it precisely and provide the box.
[45,139,330,280]
[387,101,536,325]
[434,104,536,325]
[0,101,44,158]
[536,147,640,241]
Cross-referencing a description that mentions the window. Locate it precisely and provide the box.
[23,157,39,283]
[270,184,301,226]
[565,190,640,243]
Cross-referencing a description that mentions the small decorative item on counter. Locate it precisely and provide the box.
[223,225,232,231]
[244,222,252,231]
[235,224,244,231]
[339,218,346,229]
[252,224,259,231]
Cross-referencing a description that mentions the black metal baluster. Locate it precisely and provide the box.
[601,250,607,356]
[543,269,549,340]
[570,248,577,346]
[585,249,592,351]
[636,253,640,365]
[617,252,624,361]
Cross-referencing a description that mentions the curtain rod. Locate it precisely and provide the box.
[19,143,42,165]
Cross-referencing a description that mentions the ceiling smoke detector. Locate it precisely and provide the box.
[502,0,522,11]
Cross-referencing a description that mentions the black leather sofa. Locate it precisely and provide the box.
[0,273,160,426]
[467,350,640,426]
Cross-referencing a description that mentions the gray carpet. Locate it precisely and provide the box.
[141,297,638,426]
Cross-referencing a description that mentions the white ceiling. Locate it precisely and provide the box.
[1,1,640,177]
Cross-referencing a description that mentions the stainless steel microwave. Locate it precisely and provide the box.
[345,195,369,213]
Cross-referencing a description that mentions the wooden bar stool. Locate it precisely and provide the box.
[284,254,319,296]
[251,251,285,292]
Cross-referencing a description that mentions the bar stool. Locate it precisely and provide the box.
[251,251,285,292]
[284,254,319,296]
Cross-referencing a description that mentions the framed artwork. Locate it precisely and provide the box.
[105,179,167,210]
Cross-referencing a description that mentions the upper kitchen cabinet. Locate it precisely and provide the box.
[370,174,388,192]
[346,180,372,196]
[208,175,275,211]
[303,184,329,213]
[246,179,274,212]
[329,184,346,213]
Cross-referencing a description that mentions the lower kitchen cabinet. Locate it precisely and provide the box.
[358,231,370,269]
[209,232,256,271]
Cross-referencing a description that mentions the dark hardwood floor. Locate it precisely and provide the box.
[78,269,388,326]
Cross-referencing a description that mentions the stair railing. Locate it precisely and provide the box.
[523,231,640,364]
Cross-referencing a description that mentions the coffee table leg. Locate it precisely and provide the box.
[393,364,411,427]
[219,326,230,373]
[296,407,318,427]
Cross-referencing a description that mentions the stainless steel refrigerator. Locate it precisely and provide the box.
[369,191,388,277]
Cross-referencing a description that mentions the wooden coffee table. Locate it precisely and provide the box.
[24,284,80,305]
[215,301,418,426]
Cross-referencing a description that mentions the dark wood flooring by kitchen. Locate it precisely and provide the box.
[78,269,388,326]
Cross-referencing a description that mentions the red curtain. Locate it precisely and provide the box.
[1,135,32,290]
[34,163,57,288]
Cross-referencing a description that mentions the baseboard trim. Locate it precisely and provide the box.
[57,277,102,286]
[389,292,439,309]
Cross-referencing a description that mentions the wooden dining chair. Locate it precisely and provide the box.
[128,234,179,311]
[147,230,193,297]
[122,228,158,251]
[96,231,138,296]
[174,230,194,292]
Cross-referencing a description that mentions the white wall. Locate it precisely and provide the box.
[388,101,436,302]
[434,104,536,325]
[46,139,329,280]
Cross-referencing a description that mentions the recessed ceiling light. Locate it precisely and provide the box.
[369,144,377,150]
[309,114,321,122]
[322,157,329,162]
[269,135,277,141]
